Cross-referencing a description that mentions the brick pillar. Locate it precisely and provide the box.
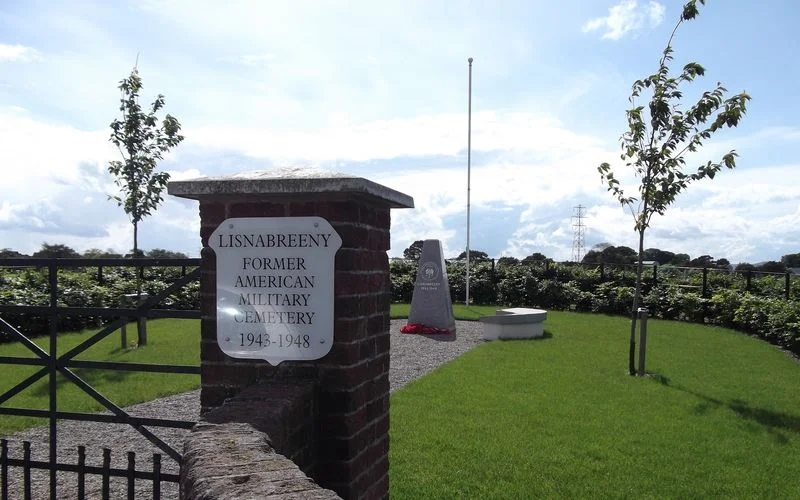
[169,168,413,499]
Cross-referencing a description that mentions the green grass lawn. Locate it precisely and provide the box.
[390,310,800,498]
[0,319,200,435]
[0,304,523,435]
[3,306,799,497]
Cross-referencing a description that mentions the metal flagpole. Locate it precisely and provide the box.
[466,57,473,306]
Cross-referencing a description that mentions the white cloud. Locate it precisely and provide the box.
[647,1,666,26]
[187,111,605,163]
[582,0,665,40]
[0,109,200,256]
[230,53,276,66]
[546,163,800,263]
[0,43,42,62]
[6,105,798,264]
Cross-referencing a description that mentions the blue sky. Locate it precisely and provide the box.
[1,0,799,263]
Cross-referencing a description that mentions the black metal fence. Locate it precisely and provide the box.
[1,439,175,500]
[396,258,797,301]
[0,258,201,499]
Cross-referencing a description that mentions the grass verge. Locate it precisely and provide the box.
[391,303,501,320]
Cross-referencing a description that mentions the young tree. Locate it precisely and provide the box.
[598,0,750,375]
[108,66,184,262]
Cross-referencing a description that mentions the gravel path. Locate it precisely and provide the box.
[1,320,485,499]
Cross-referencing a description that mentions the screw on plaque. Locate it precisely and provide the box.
[228,223,234,229]
[225,337,230,342]
[313,222,319,228]
[320,339,325,344]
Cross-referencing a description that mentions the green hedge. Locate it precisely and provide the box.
[0,266,198,342]
[390,260,800,356]
[2,260,798,357]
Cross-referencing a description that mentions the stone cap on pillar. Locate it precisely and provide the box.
[168,166,414,209]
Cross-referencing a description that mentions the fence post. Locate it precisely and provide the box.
[102,448,111,500]
[702,267,709,321]
[137,314,147,347]
[702,267,708,297]
[77,445,86,500]
[121,317,127,349]
[746,270,752,291]
[785,271,791,300]
[127,451,136,499]
[48,263,58,500]
[23,441,31,500]
[153,453,161,499]
[637,308,648,376]
[652,264,658,285]
[2,439,8,500]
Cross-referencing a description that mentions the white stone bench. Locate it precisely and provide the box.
[479,307,547,340]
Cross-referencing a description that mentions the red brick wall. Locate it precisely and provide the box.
[196,198,391,499]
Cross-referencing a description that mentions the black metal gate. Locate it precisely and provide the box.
[0,258,201,499]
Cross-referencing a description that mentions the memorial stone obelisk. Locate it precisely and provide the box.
[407,239,456,334]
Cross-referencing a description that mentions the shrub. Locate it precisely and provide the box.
[707,289,742,327]
[591,283,634,315]
[496,267,536,306]
[390,274,415,303]
[390,260,417,303]
[733,294,772,337]
[462,262,497,305]
[0,265,200,341]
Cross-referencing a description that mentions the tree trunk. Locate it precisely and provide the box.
[133,221,147,346]
[628,228,646,375]
[134,221,141,297]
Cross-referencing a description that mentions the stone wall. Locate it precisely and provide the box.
[181,381,340,499]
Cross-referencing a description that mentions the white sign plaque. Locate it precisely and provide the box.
[209,217,342,365]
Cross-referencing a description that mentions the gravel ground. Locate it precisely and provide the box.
[1,320,485,499]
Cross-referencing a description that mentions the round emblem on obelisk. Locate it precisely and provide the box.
[420,261,439,282]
